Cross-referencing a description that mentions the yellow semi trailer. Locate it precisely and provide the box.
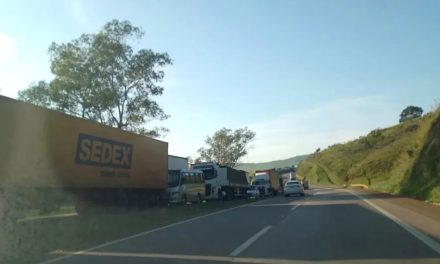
[0,95,168,215]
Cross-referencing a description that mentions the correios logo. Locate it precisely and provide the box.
[75,133,133,169]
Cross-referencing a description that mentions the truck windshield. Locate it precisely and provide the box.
[168,170,181,187]
[202,169,216,180]
[253,180,268,185]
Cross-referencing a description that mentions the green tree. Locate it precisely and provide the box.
[18,20,172,137]
[197,127,256,167]
[17,81,52,108]
[399,106,423,123]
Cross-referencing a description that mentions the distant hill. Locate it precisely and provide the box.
[236,154,309,172]
[297,107,440,203]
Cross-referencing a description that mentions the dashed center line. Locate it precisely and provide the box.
[291,205,300,211]
[229,225,272,257]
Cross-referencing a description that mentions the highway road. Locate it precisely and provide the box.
[43,187,440,264]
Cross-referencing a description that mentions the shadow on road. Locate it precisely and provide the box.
[308,188,398,202]
[243,203,439,261]
[49,202,440,263]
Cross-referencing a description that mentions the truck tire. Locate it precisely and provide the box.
[226,188,233,200]
[270,188,277,196]
[160,192,171,207]
[182,194,188,205]
[197,193,202,204]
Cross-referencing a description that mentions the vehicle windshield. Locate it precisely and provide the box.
[167,170,181,187]
[253,180,268,185]
[286,182,299,186]
[201,169,216,180]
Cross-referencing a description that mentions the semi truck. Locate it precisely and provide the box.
[277,167,296,187]
[0,95,168,216]
[191,162,248,200]
[253,169,281,196]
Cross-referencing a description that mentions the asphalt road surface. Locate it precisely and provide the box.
[43,187,440,264]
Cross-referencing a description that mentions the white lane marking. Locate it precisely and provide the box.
[250,203,297,207]
[54,250,231,262]
[56,250,440,264]
[249,197,277,206]
[39,199,265,264]
[291,205,300,211]
[17,213,78,223]
[229,226,272,257]
[348,190,440,255]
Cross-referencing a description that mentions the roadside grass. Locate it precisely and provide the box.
[2,198,260,264]
[428,186,440,203]
[23,206,76,219]
[297,161,338,187]
[297,107,440,203]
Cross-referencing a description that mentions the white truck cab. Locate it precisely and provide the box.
[253,172,271,196]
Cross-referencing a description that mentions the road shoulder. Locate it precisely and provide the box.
[346,188,440,250]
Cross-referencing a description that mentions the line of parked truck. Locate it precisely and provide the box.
[0,96,299,217]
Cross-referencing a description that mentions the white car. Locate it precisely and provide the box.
[284,181,305,197]
[246,185,261,198]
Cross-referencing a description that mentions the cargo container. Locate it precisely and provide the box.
[191,162,248,199]
[0,96,168,215]
[168,155,188,171]
[253,169,281,195]
[277,167,296,188]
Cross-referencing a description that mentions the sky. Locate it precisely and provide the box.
[1,0,439,162]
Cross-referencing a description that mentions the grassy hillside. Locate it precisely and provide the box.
[297,108,440,203]
[236,154,309,172]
